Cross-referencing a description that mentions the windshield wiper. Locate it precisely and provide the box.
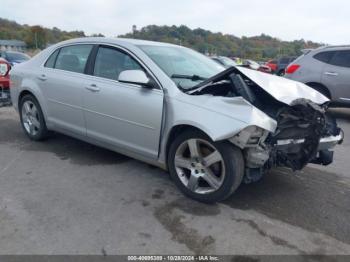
[171,74,207,81]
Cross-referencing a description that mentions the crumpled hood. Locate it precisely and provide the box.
[235,66,329,105]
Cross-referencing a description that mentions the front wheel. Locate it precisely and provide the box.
[167,130,244,203]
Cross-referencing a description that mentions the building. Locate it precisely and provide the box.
[0,40,27,52]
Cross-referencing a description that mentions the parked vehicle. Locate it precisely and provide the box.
[275,56,297,75]
[0,58,11,105]
[10,38,343,202]
[257,64,272,74]
[242,59,260,70]
[211,56,237,68]
[266,59,277,73]
[241,59,271,73]
[285,46,350,105]
[0,50,30,66]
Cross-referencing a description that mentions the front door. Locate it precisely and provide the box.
[83,45,164,158]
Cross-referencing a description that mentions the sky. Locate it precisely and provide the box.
[0,0,349,44]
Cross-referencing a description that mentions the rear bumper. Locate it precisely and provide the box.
[0,76,10,89]
[0,78,11,105]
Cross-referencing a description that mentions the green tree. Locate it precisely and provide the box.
[25,26,47,49]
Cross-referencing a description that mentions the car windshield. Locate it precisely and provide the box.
[6,51,30,61]
[138,45,225,89]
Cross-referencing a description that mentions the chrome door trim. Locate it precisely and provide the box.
[39,41,164,90]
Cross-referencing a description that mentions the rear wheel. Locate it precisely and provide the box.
[19,94,48,141]
[168,130,244,203]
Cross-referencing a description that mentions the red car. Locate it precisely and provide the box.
[266,59,277,73]
[0,58,11,104]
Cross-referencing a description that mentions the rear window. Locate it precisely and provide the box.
[54,45,93,73]
[328,50,350,68]
[313,51,335,63]
[45,49,60,68]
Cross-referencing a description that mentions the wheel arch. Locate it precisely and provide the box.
[305,82,332,99]
[18,87,49,123]
[18,90,35,108]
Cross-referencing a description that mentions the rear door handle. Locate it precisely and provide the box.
[324,71,338,76]
[37,74,47,81]
[85,84,100,92]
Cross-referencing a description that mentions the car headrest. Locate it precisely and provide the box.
[60,54,80,70]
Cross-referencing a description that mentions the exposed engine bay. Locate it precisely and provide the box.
[184,67,343,183]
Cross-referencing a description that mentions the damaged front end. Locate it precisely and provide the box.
[186,66,343,183]
[268,99,342,171]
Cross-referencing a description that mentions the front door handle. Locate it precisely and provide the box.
[324,71,338,76]
[85,84,100,92]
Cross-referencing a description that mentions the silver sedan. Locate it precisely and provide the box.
[10,38,343,202]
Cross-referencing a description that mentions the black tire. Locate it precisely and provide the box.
[277,69,285,76]
[167,129,244,203]
[19,94,48,141]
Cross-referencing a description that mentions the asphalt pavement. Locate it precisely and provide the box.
[0,106,349,255]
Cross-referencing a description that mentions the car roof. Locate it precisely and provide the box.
[311,45,350,53]
[56,37,179,48]
[322,45,350,49]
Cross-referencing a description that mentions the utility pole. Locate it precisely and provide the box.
[35,31,38,49]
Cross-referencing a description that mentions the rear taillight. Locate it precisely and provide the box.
[0,62,10,76]
[285,64,300,74]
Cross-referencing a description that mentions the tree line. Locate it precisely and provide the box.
[0,18,323,60]
[119,25,323,60]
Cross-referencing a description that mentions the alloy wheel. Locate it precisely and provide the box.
[174,138,226,194]
[21,100,41,136]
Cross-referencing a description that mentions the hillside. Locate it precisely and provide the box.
[119,25,323,60]
[0,18,322,60]
[0,18,86,49]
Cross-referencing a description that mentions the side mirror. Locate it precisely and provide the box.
[118,70,154,88]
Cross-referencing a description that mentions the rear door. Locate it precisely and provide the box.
[322,50,350,101]
[39,44,93,135]
[82,45,164,158]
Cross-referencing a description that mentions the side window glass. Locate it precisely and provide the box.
[93,46,142,81]
[44,49,59,68]
[55,45,93,73]
[313,51,335,63]
[329,51,350,68]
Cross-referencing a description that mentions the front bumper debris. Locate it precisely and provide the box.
[276,133,343,151]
